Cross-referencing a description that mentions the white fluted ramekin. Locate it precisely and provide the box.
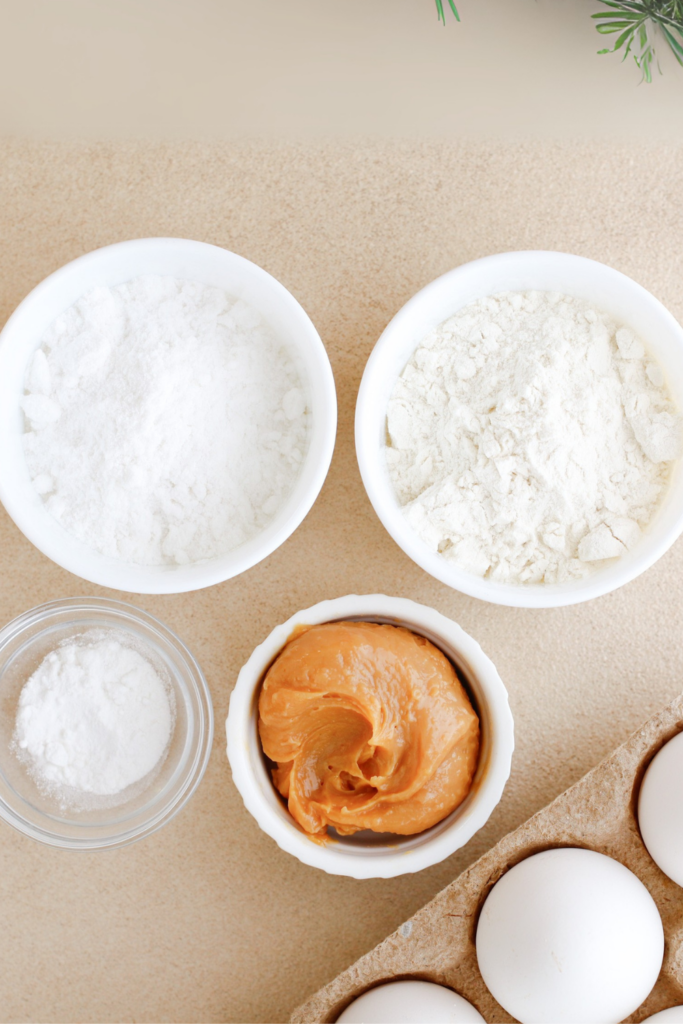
[226,594,514,879]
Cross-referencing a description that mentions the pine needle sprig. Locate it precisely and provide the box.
[434,0,460,25]
[593,1,683,82]
[431,0,682,83]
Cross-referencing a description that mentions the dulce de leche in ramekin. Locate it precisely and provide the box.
[258,620,480,839]
[226,594,513,878]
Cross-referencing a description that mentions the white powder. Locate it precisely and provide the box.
[386,291,681,584]
[13,636,173,799]
[21,275,309,565]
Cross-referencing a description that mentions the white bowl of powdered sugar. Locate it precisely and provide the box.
[0,238,336,593]
[356,251,683,608]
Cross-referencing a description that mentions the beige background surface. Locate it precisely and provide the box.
[2,2,683,1022]
[0,138,682,1023]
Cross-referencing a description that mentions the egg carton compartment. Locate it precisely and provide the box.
[291,693,683,1023]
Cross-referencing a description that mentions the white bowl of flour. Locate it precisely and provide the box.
[0,239,336,593]
[356,252,683,608]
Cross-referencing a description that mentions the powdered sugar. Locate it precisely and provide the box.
[13,635,173,800]
[21,275,310,565]
[385,291,681,584]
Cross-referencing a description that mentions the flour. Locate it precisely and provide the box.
[385,291,681,584]
[21,275,309,565]
[13,635,173,799]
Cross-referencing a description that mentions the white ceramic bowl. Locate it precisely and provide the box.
[226,594,514,879]
[0,238,337,593]
[356,251,683,608]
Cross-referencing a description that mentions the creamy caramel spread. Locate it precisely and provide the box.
[258,621,480,837]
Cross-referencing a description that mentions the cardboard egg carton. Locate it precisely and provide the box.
[291,694,683,1023]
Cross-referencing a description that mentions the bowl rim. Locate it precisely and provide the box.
[0,237,337,594]
[225,593,514,879]
[0,595,214,850]
[355,250,683,608]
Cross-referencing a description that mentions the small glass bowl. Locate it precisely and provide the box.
[0,596,213,849]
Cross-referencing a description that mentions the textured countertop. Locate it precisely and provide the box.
[0,139,682,1023]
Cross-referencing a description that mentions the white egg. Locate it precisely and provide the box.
[639,732,683,887]
[336,980,484,1023]
[475,848,663,1024]
[641,1009,683,1022]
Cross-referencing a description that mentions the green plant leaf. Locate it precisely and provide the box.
[593,11,642,19]
[616,25,639,48]
[447,0,461,21]
[594,20,640,30]
[434,0,459,23]
[595,23,638,34]
[661,23,683,61]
